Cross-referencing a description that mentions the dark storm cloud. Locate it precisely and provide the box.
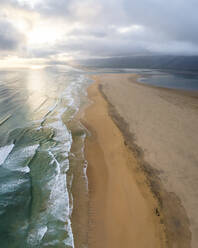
[124,0,198,43]
[36,0,198,56]
[1,0,198,60]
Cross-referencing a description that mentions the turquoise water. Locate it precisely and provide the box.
[0,66,90,248]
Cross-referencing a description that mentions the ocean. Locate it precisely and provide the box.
[0,66,91,248]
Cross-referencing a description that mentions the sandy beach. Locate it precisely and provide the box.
[81,73,198,248]
[82,75,166,248]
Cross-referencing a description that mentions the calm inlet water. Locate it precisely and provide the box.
[124,69,198,90]
[0,66,90,248]
[139,70,198,90]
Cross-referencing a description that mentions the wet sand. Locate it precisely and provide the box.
[82,75,166,248]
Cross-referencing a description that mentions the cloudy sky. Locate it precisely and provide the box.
[0,0,198,67]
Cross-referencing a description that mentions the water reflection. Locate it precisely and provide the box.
[25,70,49,113]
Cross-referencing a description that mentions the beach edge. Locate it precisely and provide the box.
[81,74,169,248]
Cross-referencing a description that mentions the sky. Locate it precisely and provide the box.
[0,0,198,67]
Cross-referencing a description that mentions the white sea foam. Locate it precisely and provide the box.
[37,226,48,242]
[27,226,48,246]
[0,178,28,193]
[3,144,39,172]
[0,144,14,165]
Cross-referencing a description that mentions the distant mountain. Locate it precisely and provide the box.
[76,55,198,72]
